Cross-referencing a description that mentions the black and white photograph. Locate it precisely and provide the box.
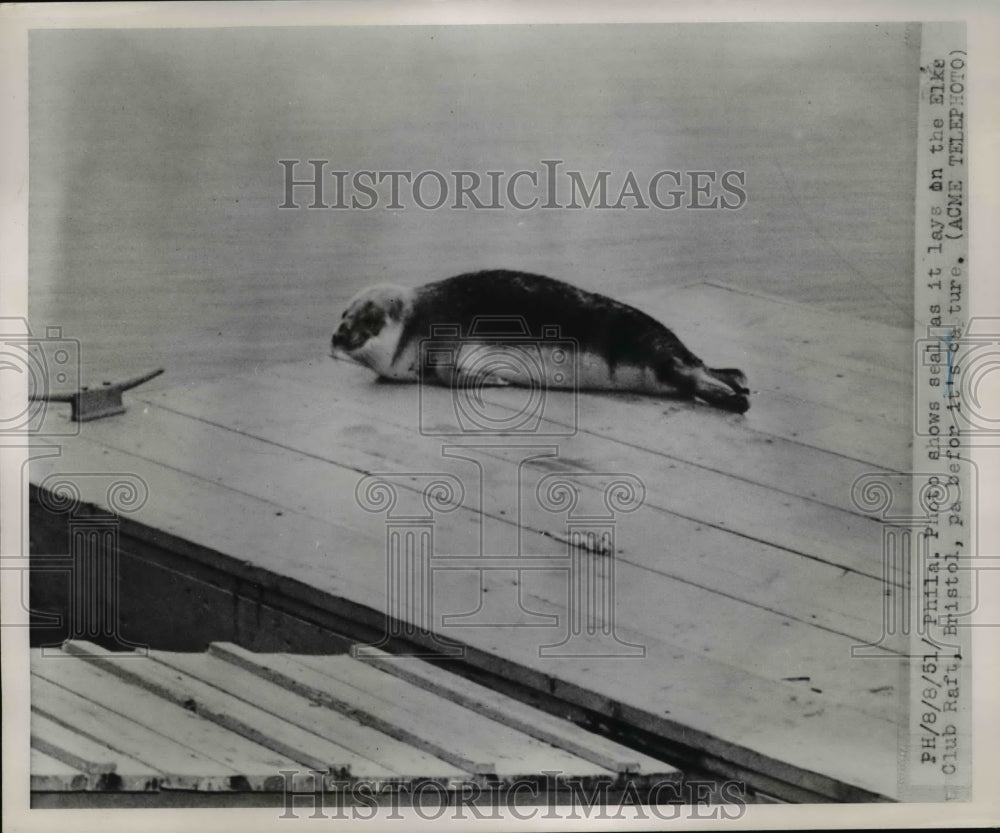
[2,2,998,828]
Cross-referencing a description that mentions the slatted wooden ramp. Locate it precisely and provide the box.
[31,641,674,793]
[29,282,912,802]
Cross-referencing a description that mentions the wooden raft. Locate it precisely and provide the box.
[31,640,672,792]
[30,282,913,801]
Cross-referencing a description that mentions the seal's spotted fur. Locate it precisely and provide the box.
[332,269,750,414]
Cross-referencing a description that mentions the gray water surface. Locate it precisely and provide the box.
[29,24,919,392]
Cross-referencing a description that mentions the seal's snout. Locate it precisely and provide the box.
[331,326,354,359]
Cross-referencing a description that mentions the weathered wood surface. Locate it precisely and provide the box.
[30,713,160,791]
[30,283,910,800]
[30,750,90,792]
[346,644,663,776]
[32,675,251,791]
[201,642,638,781]
[58,641,450,781]
[31,642,668,792]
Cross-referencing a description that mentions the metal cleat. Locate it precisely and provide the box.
[31,368,165,422]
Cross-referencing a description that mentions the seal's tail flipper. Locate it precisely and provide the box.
[691,366,751,414]
[709,367,749,394]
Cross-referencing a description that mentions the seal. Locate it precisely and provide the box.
[331,269,750,413]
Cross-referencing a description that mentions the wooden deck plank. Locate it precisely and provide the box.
[575,402,904,508]
[159,356,898,519]
[724,393,905,470]
[202,645,493,777]
[30,749,90,792]
[350,645,675,776]
[35,432,900,717]
[57,641,404,780]
[31,643,654,793]
[458,557,900,724]
[636,282,913,380]
[32,438,902,799]
[32,673,247,790]
[31,713,162,791]
[412,615,900,801]
[96,395,889,599]
[274,357,907,509]
[273,655,616,781]
[625,283,912,469]
[321,355,908,468]
[201,643,613,782]
[32,713,123,776]
[56,409,897,717]
[314,282,913,470]
[31,283,908,800]
[289,653,633,778]
[118,381,890,604]
[148,650,469,780]
[31,646,316,786]
[509,377,901,477]
[145,371,890,580]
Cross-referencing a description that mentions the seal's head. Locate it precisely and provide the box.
[331,284,414,376]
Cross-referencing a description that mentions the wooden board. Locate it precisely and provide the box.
[30,749,89,792]
[38,411,899,711]
[347,644,672,775]
[32,650,304,790]
[147,369,891,578]
[669,283,913,377]
[628,284,912,470]
[197,642,623,782]
[33,675,248,791]
[31,643,675,793]
[58,641,411,780]
[145,649,473,781]
[31,713,162,792]
[31,404,901,798]
[30,284,912,801]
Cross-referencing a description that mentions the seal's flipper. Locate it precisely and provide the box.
[682,365,751,413]
[704,389,751,414]
[708,367,750,395]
